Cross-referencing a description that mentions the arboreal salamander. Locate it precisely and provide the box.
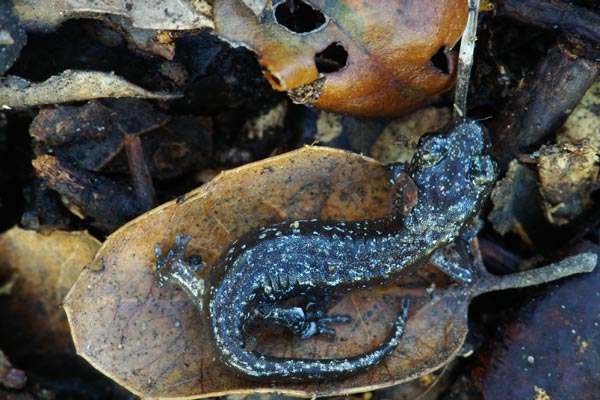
[155,120,497,381]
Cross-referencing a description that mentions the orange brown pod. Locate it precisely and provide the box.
[213,0,468,118]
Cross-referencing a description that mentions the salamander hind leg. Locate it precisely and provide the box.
[429,241,474,285]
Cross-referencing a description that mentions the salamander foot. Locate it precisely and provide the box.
[154,233,207,312]
[258,304,350,340]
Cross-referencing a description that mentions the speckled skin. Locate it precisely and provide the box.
[156,120,497,382]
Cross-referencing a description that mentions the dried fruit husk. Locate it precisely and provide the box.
[214,0,468,117]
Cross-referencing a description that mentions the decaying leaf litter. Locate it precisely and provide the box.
[0,1,599,399]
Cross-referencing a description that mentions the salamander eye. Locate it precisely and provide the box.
[417,136,447,167]
[469,155,497,190]
[419,150,445,167]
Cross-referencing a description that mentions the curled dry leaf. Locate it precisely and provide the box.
[63,146,597,398]
[0,227,100,356]
[214,0,468,117]
[13,0,213,32]
[0,70,179,110]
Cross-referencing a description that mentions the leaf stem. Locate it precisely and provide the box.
[474,252,598,296]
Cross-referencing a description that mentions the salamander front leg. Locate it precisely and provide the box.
[155,233,206,312]
[430,240,474,285]
[258,304,350,339]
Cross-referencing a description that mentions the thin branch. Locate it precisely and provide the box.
[453,0,481,121]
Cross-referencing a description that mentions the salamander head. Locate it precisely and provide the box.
[409,120,497,225]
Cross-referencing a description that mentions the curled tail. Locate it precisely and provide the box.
[210,297,411,381]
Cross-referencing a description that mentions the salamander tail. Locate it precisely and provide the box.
[211,297,411,381]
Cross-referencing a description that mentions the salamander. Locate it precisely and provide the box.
[155,120,497,381]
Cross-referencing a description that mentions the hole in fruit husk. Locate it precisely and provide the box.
[430,46,451,75]
[274,0,327,34]
[315,42,348,73]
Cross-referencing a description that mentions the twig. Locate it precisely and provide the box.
[474,252,597,295]
[123,131,157,211]
[453,0,481,121]
[496,0,600,44]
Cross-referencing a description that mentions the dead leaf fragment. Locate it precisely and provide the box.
[0,70,180,110]
[66,0,213,30]
[241,0,269,16]
[0,350,26,390]
[557,81,600,149]
[30,101,115,147]
[214,0,468,117]
[243,101,287,140]
[314,110,343,143]
[30,99,213,180]
[0,227,101,356]
[32,155,150,231]
[0,1,27,75]
[538,143,600,225]
[63,146,597,399]
[298,109,387,153]
[488,160,549,248]
[371,107,452,164]
[13,0,213,32]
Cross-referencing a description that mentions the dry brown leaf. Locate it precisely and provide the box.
[214,0,467,117]
[63,146,597,398]
[0,70,180,110]
[0,227,101,355]
[13,0,213,31]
